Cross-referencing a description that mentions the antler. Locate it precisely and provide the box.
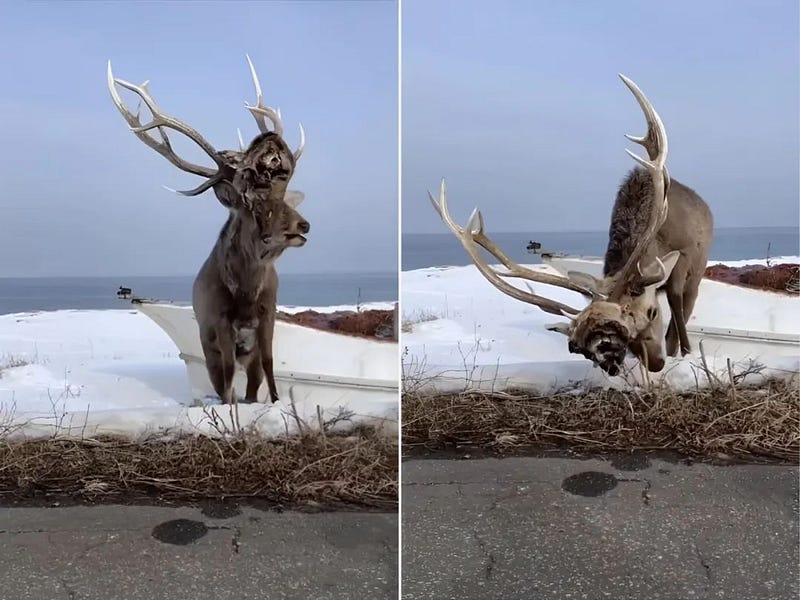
[244,54,305,162]
[610,74,671,299]
[107,61,229,196]
[429,179,593,317]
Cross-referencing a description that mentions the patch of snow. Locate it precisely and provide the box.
[402,258,800,395]
[0,305,397,441]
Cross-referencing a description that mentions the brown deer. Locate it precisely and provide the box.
[429,74,713,376]
[108,56,309,404]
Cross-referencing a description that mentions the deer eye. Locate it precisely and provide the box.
[647,307,658,321]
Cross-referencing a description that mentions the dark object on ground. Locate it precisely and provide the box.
[278,309,395,340]
[705,263,799,294]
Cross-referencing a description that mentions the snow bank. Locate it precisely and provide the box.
[402,257,800,394]
[0,303,397,441]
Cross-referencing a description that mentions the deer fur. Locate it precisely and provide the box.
[193,133,309,404]
[558,167,713,374]
[431,74,714,377]
[107,57,308,404]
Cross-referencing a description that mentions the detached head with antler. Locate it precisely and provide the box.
[430,74,713,376]
[108,55,310,404]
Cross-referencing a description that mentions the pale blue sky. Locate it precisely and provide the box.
[0,0,397,277]
[402,0,799,233]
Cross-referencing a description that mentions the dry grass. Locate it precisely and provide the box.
[403,378,800,461]
[401,309,442,334]
[0,355,30,377]
[0,428,397,509]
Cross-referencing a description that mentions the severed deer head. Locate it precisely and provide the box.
[430,74,687,376]
[107,56,308,257]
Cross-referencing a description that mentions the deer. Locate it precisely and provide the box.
[107,56,309,404]
[429,74,713,377]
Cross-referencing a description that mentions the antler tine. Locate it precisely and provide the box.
[294,122,306,162]
[611,74,672,298]
[429,180,584,317]
[243,54,305,162]
[107,61,224,178]
[244,54,283,137]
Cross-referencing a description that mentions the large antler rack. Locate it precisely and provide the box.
[107,61,231,196]
[610,74,672,300]
[428,180,599,317]
[243,54,305,162]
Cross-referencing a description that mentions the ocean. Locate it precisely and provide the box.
[402,226,799,271]
[0,271,397,315]
[2,227,796,314]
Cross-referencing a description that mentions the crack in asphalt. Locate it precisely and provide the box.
[471,528,496,582]
[641,478,652,506]
[0,527,146,535]
[404,479,557,487]
[693,534,712,592]
[59,577,77,600]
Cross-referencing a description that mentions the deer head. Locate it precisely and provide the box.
[429,75,675,376]
[107,55,309,258]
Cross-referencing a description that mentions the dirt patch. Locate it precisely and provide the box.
[0,430,397,509]
[704,263,799,294]
[278,309,395,341]
[402,378,799,461]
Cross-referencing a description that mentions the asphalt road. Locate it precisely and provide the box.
[0,504,397,600]
[402,453,799,600]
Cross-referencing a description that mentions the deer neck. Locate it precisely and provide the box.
[216,212,273,298]
[603,168,663,278]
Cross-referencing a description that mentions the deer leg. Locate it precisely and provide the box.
[256,270,280,404]
[244,353,264,403]
[675,270,703,356]
[257,316,279,403]
[665,315,679,357]
[664,258,689,357]
[201,325,236,404]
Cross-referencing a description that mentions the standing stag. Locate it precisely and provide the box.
[429,74,713,376]
[108,56,309,404]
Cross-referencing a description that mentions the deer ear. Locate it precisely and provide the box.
[566,271,601,298]
[545,321,572,336]
[284,190,305,209]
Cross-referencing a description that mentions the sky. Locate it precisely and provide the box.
[0,0,397,277]
[402,0,800,234]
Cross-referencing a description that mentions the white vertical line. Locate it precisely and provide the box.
[396,0,404,597]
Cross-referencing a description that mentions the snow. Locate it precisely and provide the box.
[402,257,800,394]
[0,302,397,441]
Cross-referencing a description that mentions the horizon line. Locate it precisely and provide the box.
[0,270,399,280]
[403,224,800,236]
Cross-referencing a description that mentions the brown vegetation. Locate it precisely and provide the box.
[0,430,397,509]
[279,309,395,340]
[403,378,799,461]
[704,263,799,294]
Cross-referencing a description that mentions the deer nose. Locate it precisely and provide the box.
[298,220,310,234]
